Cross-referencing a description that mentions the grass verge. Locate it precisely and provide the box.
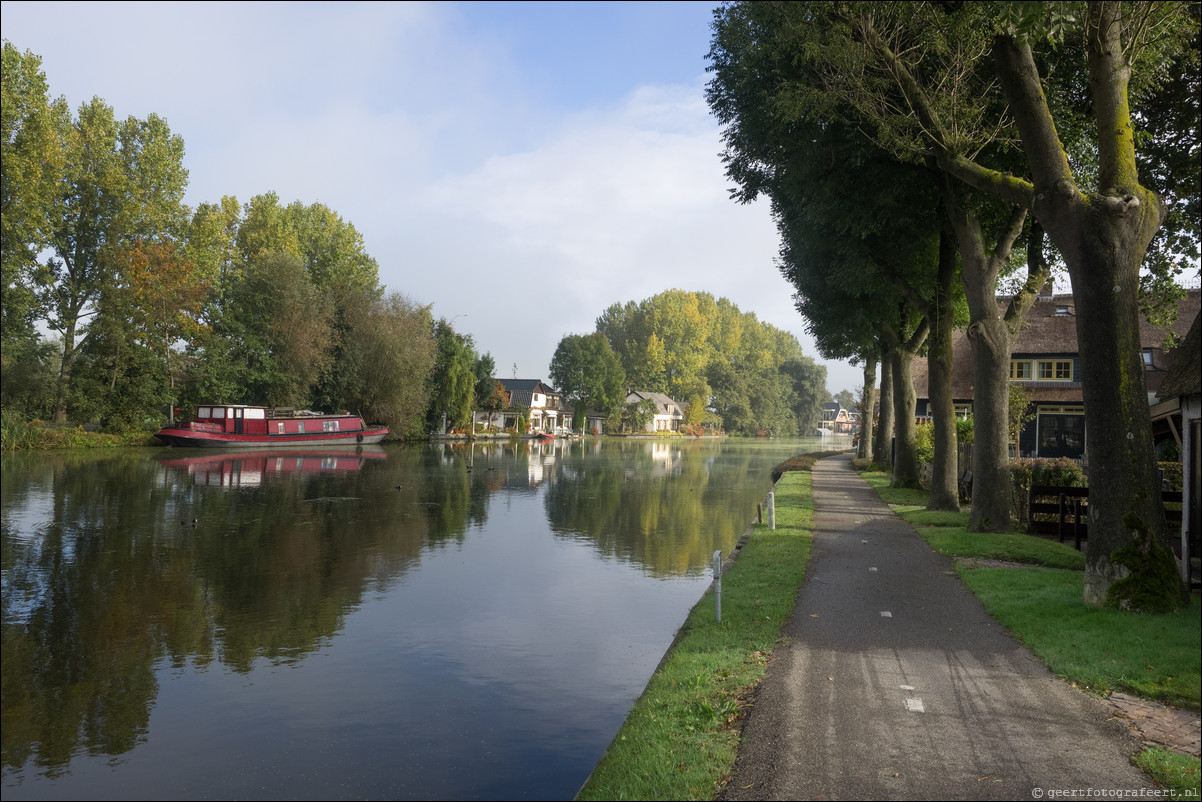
[956,567,1201,709]
[1134,747,1202,800]
[576,470,815,801]
[894,507,1087,571]
[858,468,929,507]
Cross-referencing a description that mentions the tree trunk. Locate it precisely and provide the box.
[943,195,1038,532]
[53,319,79,424]
[992,12,1180,609]
[1069,232,1173,607]
[926,228,959,511]
[857,353,877,461]
[874,342,894,466]
[890,335,925,488]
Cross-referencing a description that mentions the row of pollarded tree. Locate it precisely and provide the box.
[707,1,1198,612]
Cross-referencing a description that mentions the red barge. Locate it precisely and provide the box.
[155,405,389,448]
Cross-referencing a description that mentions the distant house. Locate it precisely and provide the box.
[626,390,685,433]
[819,402,859,434]
[473,379,567,434]
[911,288,1200,460]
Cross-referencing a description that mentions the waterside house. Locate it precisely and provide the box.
[473,379,567,434]
[819,402,859,435]
[625,390,685,433]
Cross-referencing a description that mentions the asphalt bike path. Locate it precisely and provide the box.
[722,453,1155,801]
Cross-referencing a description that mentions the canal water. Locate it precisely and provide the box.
[1,436,840,800]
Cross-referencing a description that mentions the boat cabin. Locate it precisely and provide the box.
[192,405,361,436]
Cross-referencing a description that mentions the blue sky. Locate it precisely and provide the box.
[1,0,863,395]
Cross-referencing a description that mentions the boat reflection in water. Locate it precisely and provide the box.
[158,446,387,487]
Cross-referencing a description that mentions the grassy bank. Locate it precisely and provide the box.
[1,413,158,451]
[859,469,1201,800]
[576,469,817,801]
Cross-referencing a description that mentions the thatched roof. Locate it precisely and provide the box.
[911,289,1200,401]
[1157,311,1201,400]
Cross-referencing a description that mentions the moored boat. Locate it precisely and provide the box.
[155,405,388,447]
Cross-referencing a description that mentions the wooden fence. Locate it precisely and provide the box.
[1026,485,1185,552]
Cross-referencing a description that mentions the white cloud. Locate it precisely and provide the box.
[384,80,861,392]
[1,0,861,393]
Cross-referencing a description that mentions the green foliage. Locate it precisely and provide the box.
[1,411,157,450]
[2,42,67,358]
[1009,383,1037,452]
[620,397,659,433]
[549,332,626,420]
[426,320,477,432]
[336,291,436,439]
[957,415,974,446]
[1009,457,1087,496]
[915,420,935,463]
[221,251,333,407]
[477,380,509,431]
[512,408,528,435]
[1,42,462,434]
[597,290,824,436]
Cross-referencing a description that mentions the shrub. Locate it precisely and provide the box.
[1010,457,1088,526]
[1010,457,1087,493]
[914,418,971,466]
[956,416,974,446]
[914,420,934,463]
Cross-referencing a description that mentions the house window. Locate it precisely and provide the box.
[1010,360,1032,380]
[953,403,973,418]
[1143,349,1155,369]
[1055,305,1070,316]
[1036,360,1072,380]
[1037,411,1086,459]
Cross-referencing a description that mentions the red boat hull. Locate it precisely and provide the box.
[155,404,388,447]
[155,428,389,448]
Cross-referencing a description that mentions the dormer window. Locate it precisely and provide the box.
[1055,305,1070,316]
[1143,349,1155,369]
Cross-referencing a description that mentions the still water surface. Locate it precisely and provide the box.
[2,436,838,800]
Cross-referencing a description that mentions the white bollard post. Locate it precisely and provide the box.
[768,491,775,530]
[713,550,722,623]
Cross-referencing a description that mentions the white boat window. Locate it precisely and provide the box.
[212,408,225,419]
[245,408,266,420]
[198,407,211,418]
